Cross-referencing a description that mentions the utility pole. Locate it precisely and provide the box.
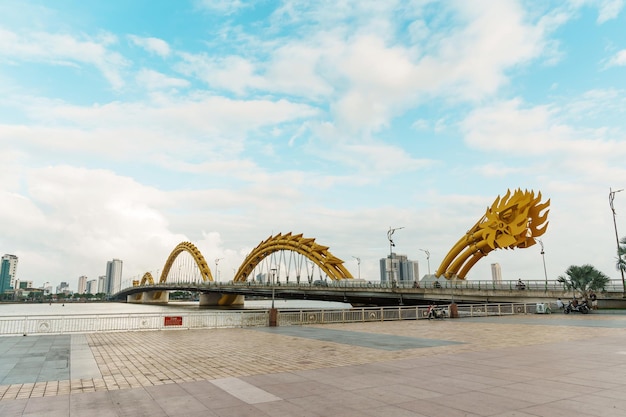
[387,227,404,287]
[609,188,626,297]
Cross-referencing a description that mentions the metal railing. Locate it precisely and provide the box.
[0,302,556,336]
[119,279,626,293]
[0,310,269,336]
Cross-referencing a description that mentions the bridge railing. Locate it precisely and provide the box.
[276,302,553,325]
[1,302,558,336]
[120,279,626,293]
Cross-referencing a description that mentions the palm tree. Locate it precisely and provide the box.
[558,264,610,300]
[617,237,626,273]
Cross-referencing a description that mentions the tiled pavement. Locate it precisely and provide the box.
[0,313,625,416]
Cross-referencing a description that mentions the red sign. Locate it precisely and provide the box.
[164,316,183,326]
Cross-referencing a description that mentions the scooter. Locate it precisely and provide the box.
[564,301,589,314]
[427,305,447,319]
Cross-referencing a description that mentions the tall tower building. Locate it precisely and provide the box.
[379,253,419,285]
[105,259,123,295]
[98,276,106,294]
[491,263,502,283]
[86,279,97,295]
[56,281,70,294]
[77,276,88,294]
[0,254,18,293]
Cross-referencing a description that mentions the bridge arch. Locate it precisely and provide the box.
[140,272,155,285]
[159,241,214,283]
[234,232,353,282]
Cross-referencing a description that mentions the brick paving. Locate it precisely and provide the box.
[0,313,625,416]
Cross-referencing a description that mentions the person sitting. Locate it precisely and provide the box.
[516,279,526,290]
[572,298,578,307]
[556,298,564,309]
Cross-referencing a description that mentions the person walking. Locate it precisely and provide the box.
[590,291,598,310]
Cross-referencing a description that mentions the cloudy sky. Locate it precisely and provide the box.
[2,0,626,291]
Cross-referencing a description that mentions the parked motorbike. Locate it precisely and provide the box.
[427,305,447,319]
[564,301,589,314]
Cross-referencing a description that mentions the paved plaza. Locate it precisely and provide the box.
[0,313,625,416]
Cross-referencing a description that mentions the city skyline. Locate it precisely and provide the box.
[2,1,626,291]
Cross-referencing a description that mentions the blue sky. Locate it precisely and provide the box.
[2,0,626,291]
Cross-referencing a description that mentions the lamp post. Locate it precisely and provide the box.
[419,249,431,275]
[214,258,223,282]
[538,239,548,288]
[270,268,277,308]
[609,188,626,297]
[387,226,404,287]
[352,256,361,280]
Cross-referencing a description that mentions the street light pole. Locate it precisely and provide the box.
[270,268,277,308]
[352,256,361,280]
[609,188,626,297]
[538,239,548,288]
[214,258,223,282]
[419,249,431,275]
[387,227,404,287]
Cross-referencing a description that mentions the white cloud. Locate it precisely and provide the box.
[605,49,626,67]
[135,68,189,90]
[128,35,171,57]
[0,166,188,283]
[195,0,248,15]
[2,93,318,163]
[596,0,624,23]
[462,99,569,154]
[176,53,264,95]
[461,98,626,183]
[0,27,128,89]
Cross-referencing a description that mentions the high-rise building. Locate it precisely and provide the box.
[40,282,53,295]
[14,280,33,289]
[98,276,106,294]
[56,281,70,294]
[105,259,123,295]
[379,253,419,285]
[0,254,18,293]
[86,279,97,295]
[491,263,502,283]
[77,276,88,294]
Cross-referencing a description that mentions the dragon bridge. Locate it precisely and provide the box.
[436,188,550,280]
[132,234,352,306]
[234,232,353,281]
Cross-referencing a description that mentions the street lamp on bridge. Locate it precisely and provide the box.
[537,239,548,288]
[214,258,223,282]
[270,268,277,309]
[609,188,626,297]
[419,248,431,275]
[352,256,361,280]
[387,226,404,287]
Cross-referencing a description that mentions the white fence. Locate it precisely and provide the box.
[0,302,551,336]
[0,310,269,336]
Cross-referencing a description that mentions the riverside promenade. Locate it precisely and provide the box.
[1,313,626,416]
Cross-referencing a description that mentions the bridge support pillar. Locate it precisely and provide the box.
[127,293,144,304]
[199,293,221,306]
[139,291,170,304]
[199,293,245,306]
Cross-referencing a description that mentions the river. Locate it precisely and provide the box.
[0,299,351,316]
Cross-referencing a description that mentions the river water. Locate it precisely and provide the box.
[0,299,351,317]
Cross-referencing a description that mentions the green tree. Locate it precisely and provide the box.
[558,264,610,299]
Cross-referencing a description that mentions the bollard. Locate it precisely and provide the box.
[449,303,459,318]
[269,308,278,327]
